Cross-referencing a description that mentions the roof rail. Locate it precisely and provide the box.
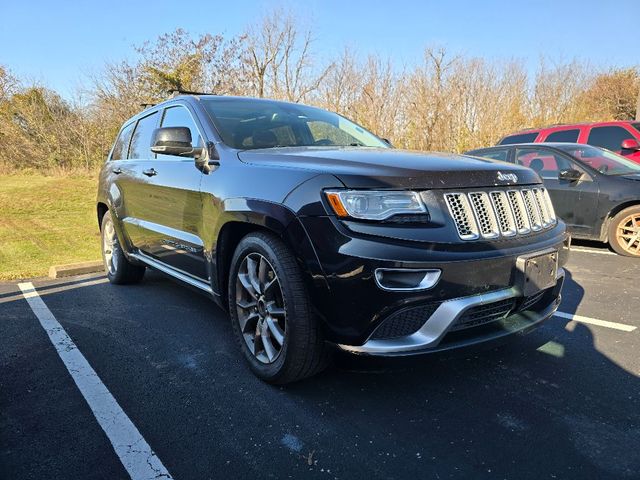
[168,89,214,98]
[140,102,156,109]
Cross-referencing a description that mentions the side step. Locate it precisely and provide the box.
[128,252,213,294]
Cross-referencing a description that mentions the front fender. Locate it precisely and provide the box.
[206,199,329,306]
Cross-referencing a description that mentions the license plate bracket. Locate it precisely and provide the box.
[516,249,558,297]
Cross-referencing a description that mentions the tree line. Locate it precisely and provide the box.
[1,9,638,174]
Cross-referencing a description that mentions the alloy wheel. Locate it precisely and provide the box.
[235,253,287,364]
[102,219,119,275]
[616,213,640,256]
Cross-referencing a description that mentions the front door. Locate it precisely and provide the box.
[514,147,600,237]
[126,104,208,280]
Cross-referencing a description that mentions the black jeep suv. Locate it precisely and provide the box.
[97,94,570,383]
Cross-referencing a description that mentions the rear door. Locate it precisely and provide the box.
[118,110,161,254]
[542,129,580,143]
[514,147,600,237]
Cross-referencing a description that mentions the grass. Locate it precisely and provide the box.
[0,174,101,280]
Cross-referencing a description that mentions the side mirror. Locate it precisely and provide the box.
[558,169,583,182]
[151,127,203,158]
[621,138,640,151]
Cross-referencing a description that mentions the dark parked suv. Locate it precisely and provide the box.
[97,93,570,383]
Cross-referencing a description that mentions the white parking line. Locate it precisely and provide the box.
[0,277,108,305]
[570,247,616,256]
[18,282,173,480]
[555,311,637,332]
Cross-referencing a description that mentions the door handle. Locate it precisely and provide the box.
[142,168,157,177]
[112,167,123,174]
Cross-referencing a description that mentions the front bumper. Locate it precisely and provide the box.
[298,216,570,347]
[337,268,564,356]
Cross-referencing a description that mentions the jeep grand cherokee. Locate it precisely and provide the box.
[97,94,570,384]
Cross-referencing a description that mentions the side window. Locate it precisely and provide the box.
[128,111,159,160]
[498,132,539,145]
[515,148,574,179]
[160,106,203,159]
[587,126,634,152]
[475,149,509,162]
[545,129,579,143]
[110,122,134,160]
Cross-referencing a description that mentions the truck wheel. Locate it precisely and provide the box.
[608,206,640,257]
[228,232,329,384]
[100,211,146,284]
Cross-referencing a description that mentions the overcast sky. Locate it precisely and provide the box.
[2,0,638,98]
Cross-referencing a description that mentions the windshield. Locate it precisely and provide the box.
[201,98,389,150]
[556,144,640,176]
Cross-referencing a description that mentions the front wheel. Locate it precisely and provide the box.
[228,232,329,384]
[101,211,146,284]
[608,206,640,257]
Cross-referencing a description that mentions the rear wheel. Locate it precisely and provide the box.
[608,206,640,257]
[100,211,146,284]
[228,232,329,384]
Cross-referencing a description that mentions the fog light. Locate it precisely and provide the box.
[374,268,441,292]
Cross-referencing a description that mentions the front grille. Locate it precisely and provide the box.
[450,298,516,332]
[370,304,439,340]
[444,187,556,241]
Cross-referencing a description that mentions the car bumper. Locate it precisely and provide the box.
[298,216,570,348]
[337,268,564,356]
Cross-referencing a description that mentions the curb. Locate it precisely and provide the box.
[48,261,104,279]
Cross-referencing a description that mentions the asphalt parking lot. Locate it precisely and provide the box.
[1,242,639,480]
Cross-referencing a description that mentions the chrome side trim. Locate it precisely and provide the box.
[129,252,213,294]
[339,268,565,355]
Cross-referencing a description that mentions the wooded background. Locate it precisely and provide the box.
[1,9,639,174]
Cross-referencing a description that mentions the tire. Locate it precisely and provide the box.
[608,206,640,257]
[100,211,146,284]
[228,232,329,384]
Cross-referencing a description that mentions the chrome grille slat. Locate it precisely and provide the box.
[444,193,480,240]
[521,189,543,231]
[445,187,556,241]
[490,191,517,237]
[507,190,531,234]
[542,188,557,223]
[468,192,500,238]
[533,188,552,227]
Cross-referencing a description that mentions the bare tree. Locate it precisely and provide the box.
[243,9,332,102]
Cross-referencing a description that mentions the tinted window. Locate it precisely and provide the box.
[556,144,640,176]
[129,111,159,159]
[110,122,134,160]
[469,149,509,162]
[515,148,575,179]
[545,129,579,143]
[160,105,203,151]
[498,132,538,145]
[201,98,388,149]
[631,122,640,134]
[587,126,633,152]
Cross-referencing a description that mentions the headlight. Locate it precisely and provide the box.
[325,190,427,220]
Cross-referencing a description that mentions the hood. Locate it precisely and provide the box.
[238,147,540,189]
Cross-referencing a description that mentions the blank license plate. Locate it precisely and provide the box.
[517,250,558,297]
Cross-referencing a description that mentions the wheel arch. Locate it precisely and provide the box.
[213,201,327,311]
[600,201,640,242]
[97,202,109,230]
